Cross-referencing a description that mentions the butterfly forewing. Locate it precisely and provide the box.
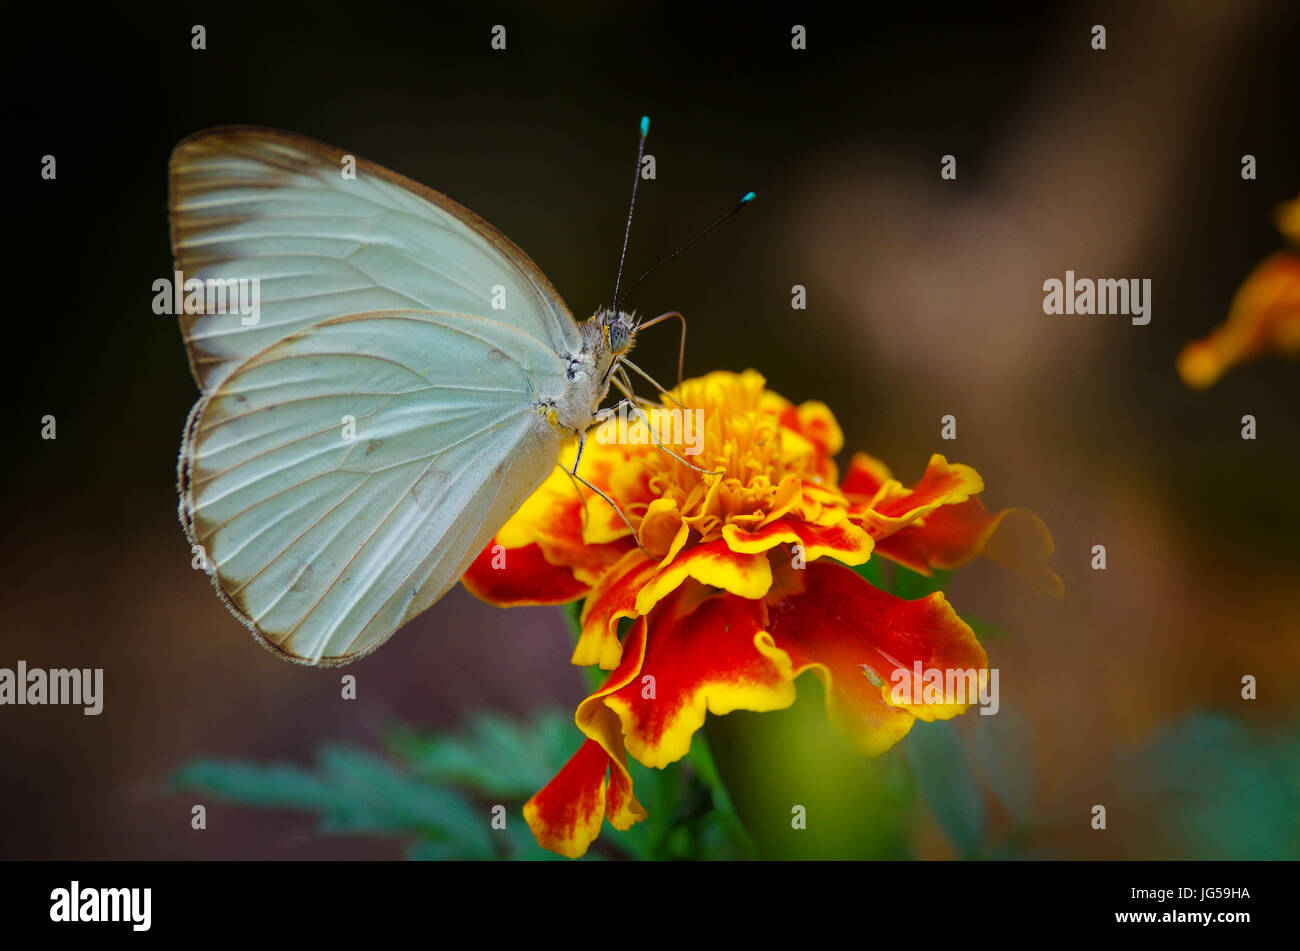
[169,127,581,393]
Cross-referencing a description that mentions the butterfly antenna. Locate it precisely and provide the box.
[611,116,651,308]
[616,191,755,310]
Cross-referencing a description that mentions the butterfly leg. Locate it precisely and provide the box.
[618,357,684,407]
[608,377,723,478]
[562,427,648,554]
[613,365,669,411]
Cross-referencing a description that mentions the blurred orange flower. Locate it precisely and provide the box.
[464,369,1062,857]
[1178,194,1300,388]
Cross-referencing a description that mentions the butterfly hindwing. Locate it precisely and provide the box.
[181,310,567,665]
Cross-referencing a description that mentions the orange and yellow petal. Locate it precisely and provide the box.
[576,699,647,833]
[583,583,797,769]
[602,735,645,832]
[1177,251,1300,389]
[522,739,611,858]
[755,473,804,528]
[535,498,631,586]
[768,396,844,480]
[495,457,633,584]
[721,516,874,567]
[840,451,893,497]
[575,634,650,824]
[462,540,589,607]
[522,732,645,859]
[574,550,660,669]
[846,453,985,540]
[639,496,687,563]
[766,561,989,754]
[632,539,773,617]
[526,637,650,858]
[876,499,1065,598]
[793,400,845,458]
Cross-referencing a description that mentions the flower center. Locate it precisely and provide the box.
[620,370,830,545]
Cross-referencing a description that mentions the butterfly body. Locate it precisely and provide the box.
[551,309,635,432]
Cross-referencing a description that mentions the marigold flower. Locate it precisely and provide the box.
[1178,194,1300,389]
[464,369,1062,857]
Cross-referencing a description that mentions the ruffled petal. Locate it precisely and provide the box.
[585,455,648,544]
[757,473,804,528]
[525,641,650,858]
[575,620,652,830]
[491,455,631,585]
[633,539,773,616]
[794,400,845,457]
[574,550,659,669]
[522,739,611,858]
[581,583,797,768]
[767,561,988,755]
[640,497,685,563]
[522,733,645,859]
[767,395,843,457]
[845,453,985,541]
[840,452,893,497]
[536,499,632,586]
[578,699,646,833]
[876,499,1065,598]
[461,540,588,607]
[721,516,873,566]
[841,453,1062,596]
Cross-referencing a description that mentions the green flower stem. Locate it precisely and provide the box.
[703,681,917,860]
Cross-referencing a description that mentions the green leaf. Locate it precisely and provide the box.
[850,556,889,589]
[314,746,492,855]
[385,710,575,799]
[684,733,757,858]
[905,720,986,858]
[963,615,1008,640]
[891,565,952,599]
[171,708,618,859]
[1122,713,1300,859]
[850,560,954,599]
[174,745,495,858]
[964,710,1036,825]
[172,759,348,814]
[559,599,583,638]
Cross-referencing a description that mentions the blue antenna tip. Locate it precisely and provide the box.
[640,116,650,137]
[741,191,756,203]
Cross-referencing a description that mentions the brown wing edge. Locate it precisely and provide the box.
[176,395,365,666]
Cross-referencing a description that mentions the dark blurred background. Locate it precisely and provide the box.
[4,1,1298,858]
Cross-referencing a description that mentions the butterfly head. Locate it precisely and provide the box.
[596,308,637,357]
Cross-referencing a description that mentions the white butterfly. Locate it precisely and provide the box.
[171,126,644,666]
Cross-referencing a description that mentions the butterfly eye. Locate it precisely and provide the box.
[605,313,634,355]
